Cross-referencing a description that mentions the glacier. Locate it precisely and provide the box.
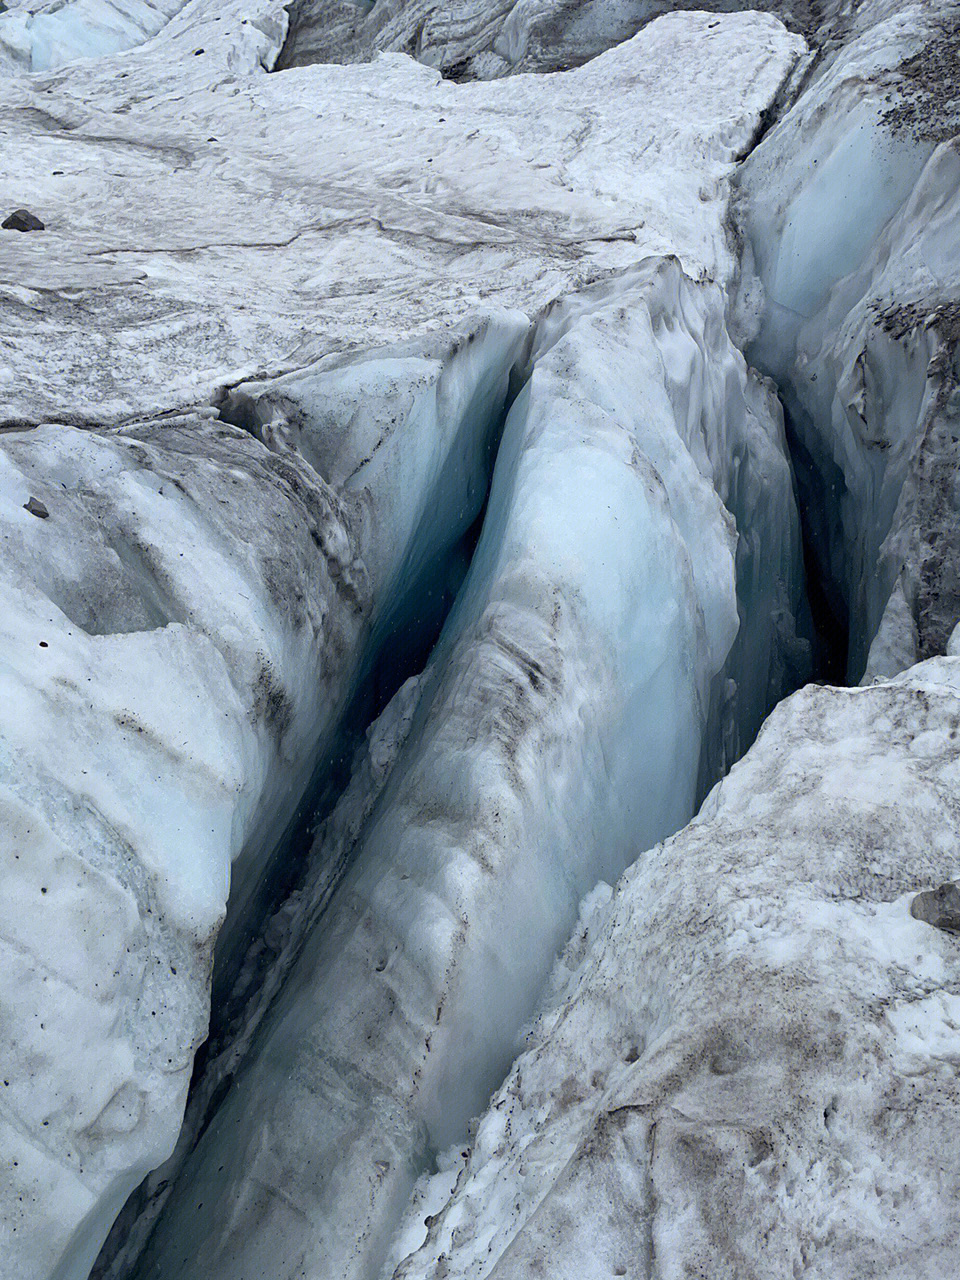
[126,258,806,1280]
[1,1,960,1279]
[275,0,852,78]
[0,0,187,72]
[738,0,960,679]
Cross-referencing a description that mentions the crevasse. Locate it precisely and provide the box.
[126,257,807,1280]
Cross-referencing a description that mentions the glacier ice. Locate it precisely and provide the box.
[0,0,186,71]
[390,658,960,1279]
[0,8,807,1278]
[276,0,853,78]
[3,2,960,1279]
[738,0,960,678]
[129,256,806,1280]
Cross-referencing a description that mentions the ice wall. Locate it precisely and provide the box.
[130,257,806,1280]
[0,0,187,71]
[276,0,851,78]
[0,314,525,1280]
[738,0,960,679]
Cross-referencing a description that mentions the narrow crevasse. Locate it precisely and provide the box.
[736,0,960,682]
[90,315,530,1280]
[0,313,526,1280]
[122,255,808,1280]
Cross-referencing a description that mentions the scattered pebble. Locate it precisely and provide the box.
[910,881,960,933]
[2,210,45,232]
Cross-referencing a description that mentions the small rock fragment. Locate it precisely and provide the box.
[23,497,49,519]
[910,881,960,933]
[2,209,45,232]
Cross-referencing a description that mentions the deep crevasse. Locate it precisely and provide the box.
[0,314,526,1280]
[737,0,960,679]
[128,257,807,1280]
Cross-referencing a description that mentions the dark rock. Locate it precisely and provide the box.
[910,881,960,933]
[23,496,49,519]
[2,209,45,232]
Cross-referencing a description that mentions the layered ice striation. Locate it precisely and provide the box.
[276,0,855,79]
[128,256,806,1280]
[738,0,960,679]
[0,0,187,71]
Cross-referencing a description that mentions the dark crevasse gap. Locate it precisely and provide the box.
[91,330,529,1280]
[780,402,851,684]
[92,505,492,1280]
[735,1,960,684]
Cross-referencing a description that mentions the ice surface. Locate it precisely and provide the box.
[0,5,802,425]
[0,0,186,71]
[391,659,960,1279]
[130,257,806,1280]
[0,8,807,1277]
[738,0,960,676]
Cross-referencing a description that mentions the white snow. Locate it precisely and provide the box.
[0,4,802,426]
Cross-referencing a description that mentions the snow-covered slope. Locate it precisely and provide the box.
[128,255,806,1280]
[391,657,960,1280]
